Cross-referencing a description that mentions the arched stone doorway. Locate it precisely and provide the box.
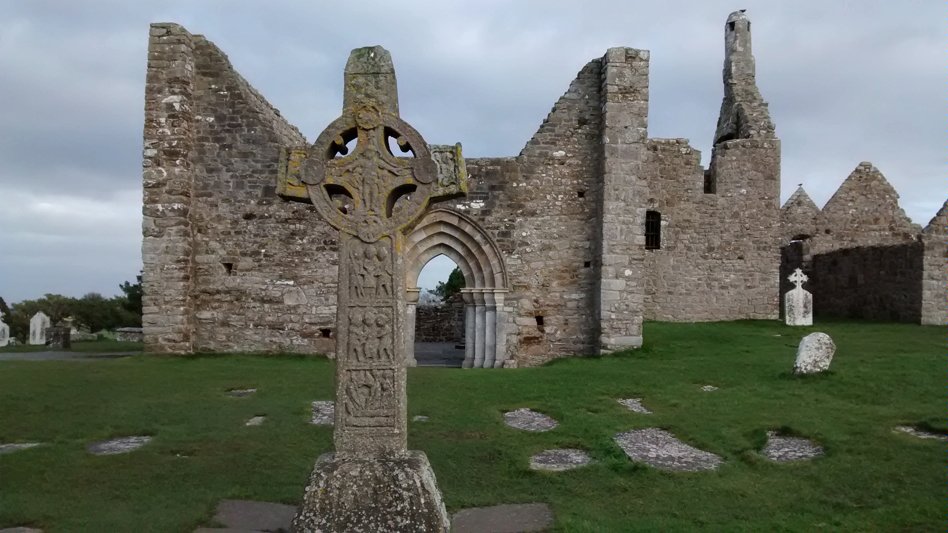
[404,209,509,368]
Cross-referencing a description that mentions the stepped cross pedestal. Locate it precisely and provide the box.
[289,46,466,533]
[784,268,813,326]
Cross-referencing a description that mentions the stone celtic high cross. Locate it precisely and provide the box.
[290,46,465,532]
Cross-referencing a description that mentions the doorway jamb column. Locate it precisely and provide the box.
[405,287,420,367]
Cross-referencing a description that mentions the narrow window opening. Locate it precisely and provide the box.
[319,328,332,338]
[824,228,832,235]
[728,21,735,31]
[577,190,586,198]
[747,21,751,31]
[222,262,234,275]
[583,261,591,268]
[703,170,716,194]
[645,211,662,250]
[535,315,545,333]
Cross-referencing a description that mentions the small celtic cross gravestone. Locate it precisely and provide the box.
[290,46,465,532]
[784,267,813,326]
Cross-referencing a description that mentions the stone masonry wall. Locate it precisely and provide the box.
[414,303,464,343]
[142,24,197,353]
[644,138,780,320]
[445,58,605,366]
[187,34,337,354]
[597,48,650,351]
[921,201,947,325]
[810,243,923,322]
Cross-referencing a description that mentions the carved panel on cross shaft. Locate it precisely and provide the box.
[347,307,394,364]
[347,238,394,301]
[343,369,396,427]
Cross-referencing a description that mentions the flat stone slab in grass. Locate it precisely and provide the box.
[244,416,266,426]
[504,408,558,432]
[530,448,592,472]
[452,503,554,533]
[226,388,256,398]
[614,428,722,472]
[762,431,823,462]
[206,499,297,532]
[412,415,430,422]
[617,398,652,414]
[0,443,43,455]
[700,385,719,392]
[0,527,44,533]
[310,401,334,426]
[87,436,152,455]
[894,425,948,442]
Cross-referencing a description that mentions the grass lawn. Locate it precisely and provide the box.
[0,340,144,353]
[0,320,943,531]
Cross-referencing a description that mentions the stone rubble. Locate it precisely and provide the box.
[503,408,558,432]
[894,425,948,442]
[613,428,722,472]
[310,401,334,426]
[617,398,652,414]
[0,442,44,455]
[529,448,593,472]
[793,332,836,374]
[86,436,152,455]
[244,416,266,426]
[761,431,823,462]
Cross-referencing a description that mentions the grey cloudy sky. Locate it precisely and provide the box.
[0,0,943,302]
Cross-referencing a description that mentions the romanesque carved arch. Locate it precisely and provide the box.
[403,209,509,368]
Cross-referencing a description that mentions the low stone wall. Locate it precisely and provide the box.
[415,304,464,343]
[116,327,145,343]
[810,243,923,322]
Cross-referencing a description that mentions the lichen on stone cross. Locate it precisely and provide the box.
[299,46,466,457]
[788,268,808,290]
[292,46,458,533]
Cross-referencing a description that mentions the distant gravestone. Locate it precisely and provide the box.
[784,268,813,326]
[793,332,836,374]
[290,46,466,532]
[29,312,50,345]
[49,321,71,350]
[0,320,9,347]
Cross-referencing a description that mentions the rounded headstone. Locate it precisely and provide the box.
[793,332,836,374]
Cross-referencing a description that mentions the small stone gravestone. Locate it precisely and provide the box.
[0,319,9,347]
[784,268,813,326]
[29,311,51,345]
[49,322,71,350]
[794,332,835,374]
[289,46,466,532]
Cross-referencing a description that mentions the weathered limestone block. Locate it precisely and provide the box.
[29,312,50,345]
[0,320,9,347]
[793,332,835,374]
[293,452,449,532]
[784,268,813,326]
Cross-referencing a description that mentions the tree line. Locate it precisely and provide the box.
[0,274,142,343]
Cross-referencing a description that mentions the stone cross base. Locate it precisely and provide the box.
[293,451,449,532]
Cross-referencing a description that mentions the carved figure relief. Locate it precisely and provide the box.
[347,307,394,364]
[344,368,396,426]
[346,238,394,301]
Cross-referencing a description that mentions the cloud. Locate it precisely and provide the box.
[0,0,943,303]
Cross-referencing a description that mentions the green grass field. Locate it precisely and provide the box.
[0,321,943,531]
[0,340,143,353]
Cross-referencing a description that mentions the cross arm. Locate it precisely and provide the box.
[277,143,468,203]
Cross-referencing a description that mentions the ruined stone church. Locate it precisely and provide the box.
[141,11,946,367]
